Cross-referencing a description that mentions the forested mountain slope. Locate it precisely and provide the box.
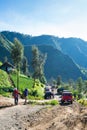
[0,31,86,81]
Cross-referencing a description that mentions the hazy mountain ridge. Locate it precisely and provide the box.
[0,31,86,81]
[57,38,87,68]
[24,45,85,81]
[0,33,12,61]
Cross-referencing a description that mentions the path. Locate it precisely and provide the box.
[0,96,87,130]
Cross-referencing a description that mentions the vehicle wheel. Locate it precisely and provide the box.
[61,100,64,104]
[44,95,47,99]
[71,101,73,104]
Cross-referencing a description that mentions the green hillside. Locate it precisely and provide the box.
[0,69,13,96]
[0,69,12,88]
[0,69,44,99]
[0,31,86,81]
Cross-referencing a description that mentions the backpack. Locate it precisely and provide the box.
[13,90,19,98]
[24,89,28,96]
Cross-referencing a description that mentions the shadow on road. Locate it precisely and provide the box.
[59,102,72,106]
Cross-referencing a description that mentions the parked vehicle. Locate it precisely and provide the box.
[61,92,73,104]
[45,87,51,92]
[44,91,54,99]
[57,87,64,95]
[44,87,54,99]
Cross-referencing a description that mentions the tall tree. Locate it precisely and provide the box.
[4,56,8,62]
[32,45,47,84]
[84,80,87,93]
[76,77,83,93]
[21,56,29,75]
[11,38,24,89]
[38,52,47,84]
[57,75,62,87]
[32,45,39,79]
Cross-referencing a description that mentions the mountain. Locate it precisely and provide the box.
[57,38,87,68]
[0,31,86,81]
[0,33,12,61]
[2,31,87,68]
[24,45,85,81]
[1,31,57,47]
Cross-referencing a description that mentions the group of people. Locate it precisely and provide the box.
[12,88,28,105]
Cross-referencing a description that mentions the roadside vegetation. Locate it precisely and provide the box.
[28,99,59,105]
[78,99,87,106]
[0,69,13,97]
[0,69,45,99]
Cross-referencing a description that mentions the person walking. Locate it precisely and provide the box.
[13,88,20,105]
[23,88,28,105]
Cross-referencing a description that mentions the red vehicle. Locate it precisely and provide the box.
[61,92,73,104]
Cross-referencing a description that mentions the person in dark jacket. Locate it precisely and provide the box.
[23,88,28,104]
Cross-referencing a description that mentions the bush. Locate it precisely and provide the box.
[28,95,43,100]
[28,99,59,105]
[44,100,59,105]
[0,89,12,97]
[78,99,87,106]
[49,100,59,105]
[0,70,12,88]
[1,87,14,92]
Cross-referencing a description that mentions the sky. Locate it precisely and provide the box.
[0,0,87,40]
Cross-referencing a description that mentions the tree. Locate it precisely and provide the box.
[0,61,2,66]
[76,77,83,93]
[32,45,39,79]
[84,80,87,93]
[57,75,62,87]
[32,45,47,84]
[38,52,47,84]
[50,78,57,88]
[68,78,75,89]
[21,56,29,75]
[11,38,24,89]
[4,56,8,62]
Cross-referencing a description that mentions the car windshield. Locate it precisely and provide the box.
[62,93,72,96]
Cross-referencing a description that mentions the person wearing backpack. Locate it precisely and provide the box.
[23,88,28,105]
[13,88,20,105]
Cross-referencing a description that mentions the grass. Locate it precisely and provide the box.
[0,92,12,97]
[10,73,34,91]
[0,70,45,99]
[78,99,87,106]
[10,73,45,99]
[44,100,59,105]
[28,99,59,105]
[0,69,12,88]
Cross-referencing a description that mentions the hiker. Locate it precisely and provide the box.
[13,88,20,105]
[23,88,28,104]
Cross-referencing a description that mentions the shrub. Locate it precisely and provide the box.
[50,100,59,105]
[28,99,59,105]
[78,99,87,106]
[0,70,12,88]
[43,100,59,105]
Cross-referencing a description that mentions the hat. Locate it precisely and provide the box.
[14,88,17,90]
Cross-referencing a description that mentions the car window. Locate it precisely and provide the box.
[62,93,72,96]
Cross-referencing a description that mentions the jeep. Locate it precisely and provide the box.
[61,92,73,104]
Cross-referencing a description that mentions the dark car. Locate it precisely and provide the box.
[44,91,54,99]
[57,87,65,95]
[61,92,73,104]
[44,87,54,99]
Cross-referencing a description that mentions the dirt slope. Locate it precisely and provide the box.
[27,103,87,130]
[0,97,87,130]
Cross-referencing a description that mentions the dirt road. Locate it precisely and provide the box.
[0,97,87,130]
